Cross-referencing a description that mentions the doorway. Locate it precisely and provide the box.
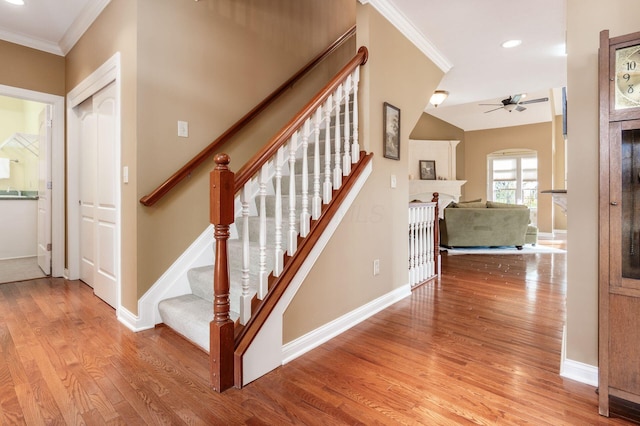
[0,85,65,283]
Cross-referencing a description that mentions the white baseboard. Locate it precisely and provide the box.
[117,306,149,332]
[561,359,598,387]
[560,325,598,387]
[282,284,411,364]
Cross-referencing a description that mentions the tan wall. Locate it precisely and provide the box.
[282,4,444,342]
[65,0,139,311]
[464,122,554,233]
[0,41,65,96]
[565,0,640,366]
[134,0,356,308]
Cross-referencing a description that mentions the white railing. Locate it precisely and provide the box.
[408,201,439,287]
[234,66,361,325]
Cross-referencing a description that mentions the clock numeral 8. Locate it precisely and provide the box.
[628,84,635,94]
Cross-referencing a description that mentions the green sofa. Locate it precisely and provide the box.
[439,201,536,250]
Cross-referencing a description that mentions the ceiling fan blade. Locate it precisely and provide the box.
[511,94,522,104]
[520,97,549,105]
[484,107,504,113]
[479,103,503,106]
[516,105,527,112]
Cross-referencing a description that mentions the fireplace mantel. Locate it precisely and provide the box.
[408,140,466,215]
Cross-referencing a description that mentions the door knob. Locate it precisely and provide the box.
[610,201,618,206]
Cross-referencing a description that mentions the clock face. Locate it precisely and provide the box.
[615,44,640,109]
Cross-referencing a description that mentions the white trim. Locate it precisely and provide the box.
[135,224,217,331]
[0,29,62,56]
[282,284,410,364]
[67,52,122,313]
[560,325,599,387]
[0,0,110,56]
[561,359,598,387]
[0,84,65,277]
[243,161,375,385]
[59,0,112,55]
[357,0,452,73]
[117,306,140,332]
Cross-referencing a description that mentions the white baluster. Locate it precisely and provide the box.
[288,134,298,255]
[300,120,311,237]
[258,164,268,299]
[421,206,428,281]
[417,206,424,283]
[312,107,322,219]
[273,147,285,277]
[323,96,333,204]
[428,204,435,278]
[240,184,252,325]
[342,75,352,176]
[333,84,343,189]
[409,206,416,286]
[351,68,360,163]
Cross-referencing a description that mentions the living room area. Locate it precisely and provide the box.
[407,111,567,253]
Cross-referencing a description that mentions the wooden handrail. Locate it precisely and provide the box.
[234,46,368,194]
[139,25,357,207]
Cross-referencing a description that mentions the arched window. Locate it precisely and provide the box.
[487,149,538,225]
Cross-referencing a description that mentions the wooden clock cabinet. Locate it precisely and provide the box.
[598,29,640,419]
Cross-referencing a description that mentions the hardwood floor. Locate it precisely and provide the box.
[0,249,634,424]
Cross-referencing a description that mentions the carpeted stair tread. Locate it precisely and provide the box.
[158,294,239,352]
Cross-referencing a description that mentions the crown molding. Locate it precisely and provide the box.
[59,0,111,55]
[357,0,452,73]
[0,27,62,55]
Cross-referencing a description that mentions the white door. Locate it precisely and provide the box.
[79,81,118,308]
[37,105,52,275]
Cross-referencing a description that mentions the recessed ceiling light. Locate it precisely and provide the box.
[4,0,25,5]
[502,39,522,48]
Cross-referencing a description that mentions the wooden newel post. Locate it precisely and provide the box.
[431,192,440,276]
[209,153,235,392]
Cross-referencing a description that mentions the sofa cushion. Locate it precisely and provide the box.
[486,201,528,209]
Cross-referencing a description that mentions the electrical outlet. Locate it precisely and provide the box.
[373,259,380,276]
[390,174,397,188]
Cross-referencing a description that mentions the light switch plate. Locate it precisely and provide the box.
[178,120,189,138]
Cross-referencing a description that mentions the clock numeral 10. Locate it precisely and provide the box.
[626,60,637,71]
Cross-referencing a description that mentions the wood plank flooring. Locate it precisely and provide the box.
[0,249,635,424]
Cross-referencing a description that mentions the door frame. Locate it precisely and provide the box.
[0,84,65,277]
[67,52,122,311]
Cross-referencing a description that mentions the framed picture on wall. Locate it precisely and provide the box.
[419,160,436,180]
[383,102,400,160]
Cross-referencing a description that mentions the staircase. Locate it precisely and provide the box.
[155,46,371,391]
[157,120,334,350]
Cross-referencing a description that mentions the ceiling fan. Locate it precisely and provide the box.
[480,94,549,113]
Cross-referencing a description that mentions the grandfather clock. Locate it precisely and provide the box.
[599,29,640,419]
